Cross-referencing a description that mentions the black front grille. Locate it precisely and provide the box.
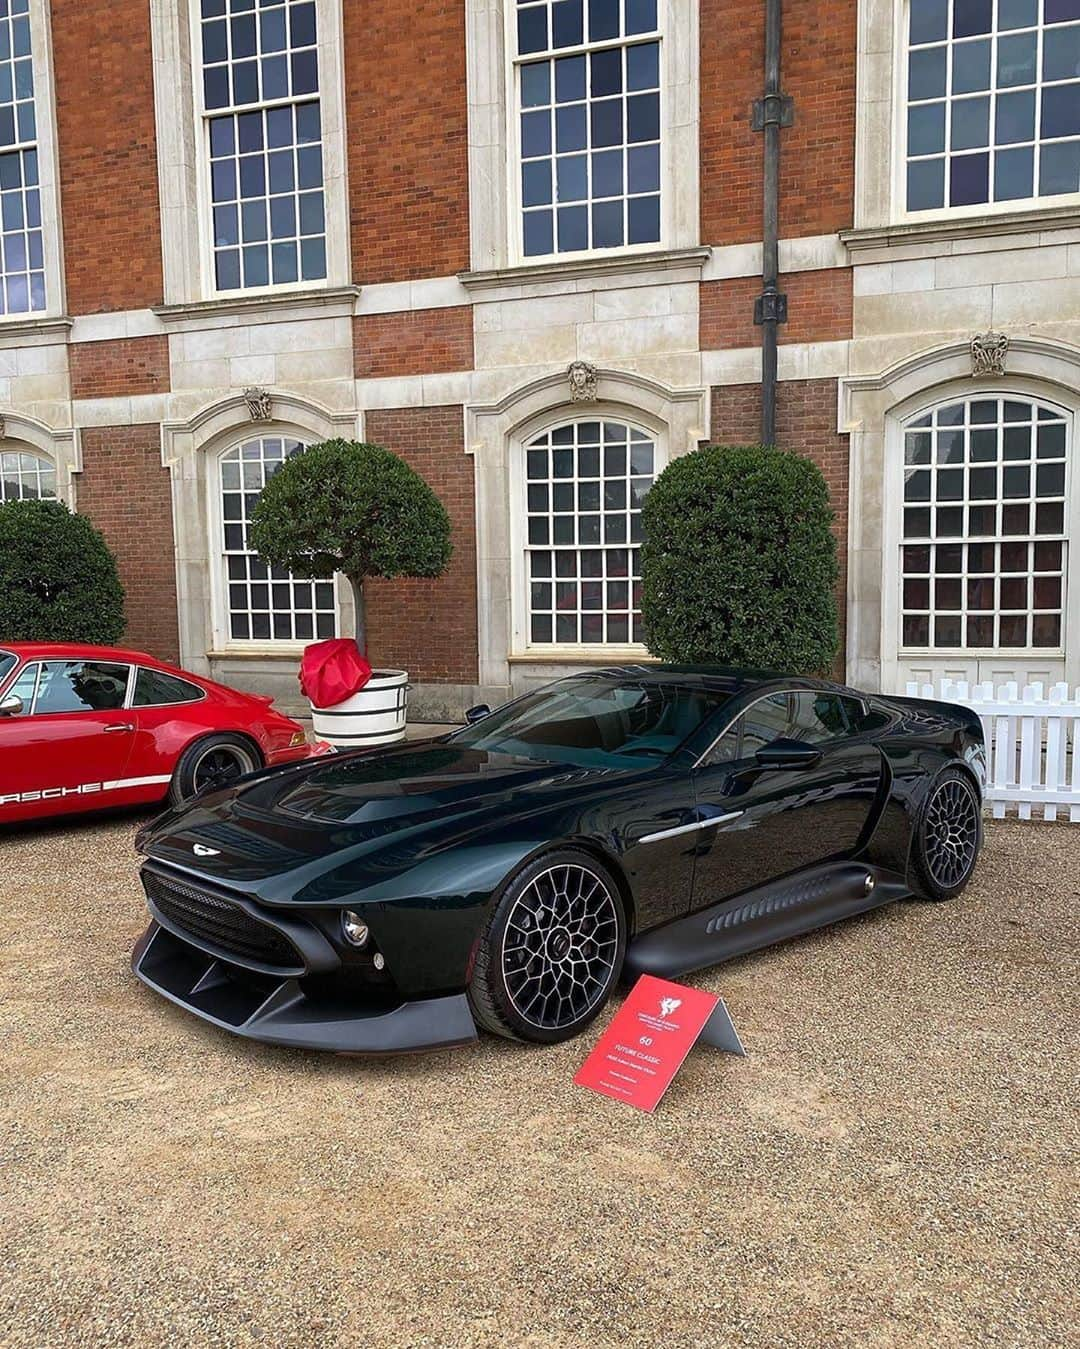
[142,869,301,970]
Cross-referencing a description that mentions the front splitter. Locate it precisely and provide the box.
[131,922,479,1055]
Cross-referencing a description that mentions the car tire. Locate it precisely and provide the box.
[468,849,627,1045]
[910,767,983,902]
[169,733,262,806]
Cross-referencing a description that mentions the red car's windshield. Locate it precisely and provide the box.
[0,650,16,687]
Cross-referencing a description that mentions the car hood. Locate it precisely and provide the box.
[138,741,617,889]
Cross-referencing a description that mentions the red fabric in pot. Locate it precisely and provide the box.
[299,639,373,708]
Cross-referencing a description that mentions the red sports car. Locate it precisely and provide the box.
[0,642,320,825]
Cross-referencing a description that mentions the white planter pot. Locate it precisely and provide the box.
[310,669,409,749]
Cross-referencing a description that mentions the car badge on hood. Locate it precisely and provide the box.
[192,843,221,857]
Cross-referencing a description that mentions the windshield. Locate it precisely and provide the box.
[0,650,15,688]
[449,677,732,769]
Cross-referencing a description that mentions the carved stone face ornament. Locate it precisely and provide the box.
[970,332,1009,378]
[243,387,273,422]
[567,361,599,402]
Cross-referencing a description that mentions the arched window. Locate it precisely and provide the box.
[0,448,56,501]
[219,436,336,643]
[901,395,1069,652]
[524,417,655,646]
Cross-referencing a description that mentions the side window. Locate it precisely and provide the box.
[33,661,130,714]
[739,692,796,755]
[133,668,204,707]
[702,719,741,766]
[788,692,851,744]
[4,663,40,713]
[845,698,891,735]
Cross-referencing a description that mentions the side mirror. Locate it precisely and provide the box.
[465,703,491,725]
[0,694,23,717]
[755,737,822,770]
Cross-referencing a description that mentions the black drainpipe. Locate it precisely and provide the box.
[752,0,792,447]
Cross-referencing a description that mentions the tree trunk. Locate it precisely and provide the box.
[348,574,367,656]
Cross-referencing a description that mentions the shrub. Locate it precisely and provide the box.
[249,439,452,654]
[640,444,839,673]
[0,498,125,644]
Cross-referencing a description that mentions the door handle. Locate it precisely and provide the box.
[103,722,135,733]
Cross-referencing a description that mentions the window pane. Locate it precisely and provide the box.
[516,9,663,257]
[525,421,654,646]
[900,399,1069,652]
[906,0,1080,210]
[34,662,129,714]
[200,2,325,292]
[219,438,336,643]
[133,669,204,707]
[0,447,55,502]
[0,7,44,316]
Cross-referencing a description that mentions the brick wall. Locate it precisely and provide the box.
[344,3,470,284]
[52,0,163,314]
[70,336,171,400]
[700,0,857,246]
[363,407,478,684]
[710,379,849,677]
[354,307,474,379]
[700,268,853,351]
[77,426,179,663]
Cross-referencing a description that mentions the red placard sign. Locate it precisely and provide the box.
[574,975,721,1113]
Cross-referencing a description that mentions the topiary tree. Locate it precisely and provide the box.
[249,439,452,654]
[0,498,126,643]
[640,444,839,673]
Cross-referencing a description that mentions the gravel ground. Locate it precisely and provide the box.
[1,813,1077,1349]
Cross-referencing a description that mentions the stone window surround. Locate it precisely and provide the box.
[0,406,76,503]
[150,0,350,307]
[467,365,707,690]
[161,389,358,671]
[840,336,1080,692]
[466,0,700,274]
[0,0,66,325]
[855,0,1080,230]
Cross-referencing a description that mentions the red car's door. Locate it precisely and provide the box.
[127,665,211,785]
[0,658,139,824]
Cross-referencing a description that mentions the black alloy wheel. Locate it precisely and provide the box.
[469,850,627,1043]
[192,743,256,794]
[169,733,262,806]
[914,768,982,900]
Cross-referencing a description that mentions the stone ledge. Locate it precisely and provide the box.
[459,247,711,298]
[506,651,660,665]
[153,285,362,330]
[842,205,1080,255]
[0,315,73,349]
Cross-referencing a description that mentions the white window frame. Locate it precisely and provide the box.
[882,0,1080,226]
[152,0,350,305]
[467,0,698,272]
[0,443,57,500]
[883,383,1078,672]
[509,405,667,658]
[506,0,664,266]
[0,0,65,322]
[207,433,340,652]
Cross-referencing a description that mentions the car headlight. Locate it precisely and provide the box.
[341,911,369,947]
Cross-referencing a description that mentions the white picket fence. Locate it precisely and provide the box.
[905,679,1080,823]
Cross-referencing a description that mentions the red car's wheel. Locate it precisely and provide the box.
[169,734,262,805]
